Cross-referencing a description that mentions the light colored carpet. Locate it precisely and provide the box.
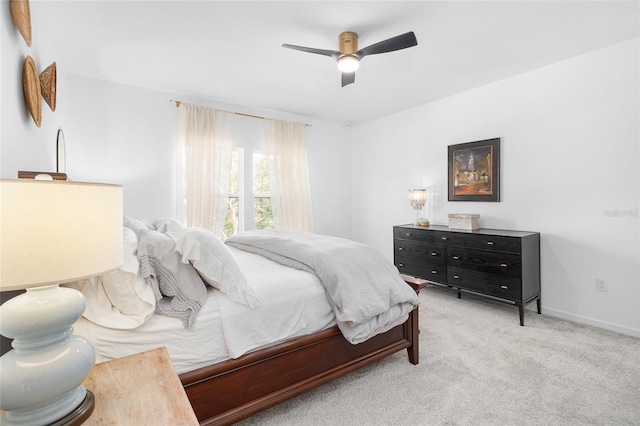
[237,285,640,425]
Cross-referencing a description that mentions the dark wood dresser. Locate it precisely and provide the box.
[393,224,541,325]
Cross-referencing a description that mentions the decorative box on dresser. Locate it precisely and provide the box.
[394,224,541,325]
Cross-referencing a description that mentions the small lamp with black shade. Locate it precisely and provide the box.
[0,179,123,426]
[408,188,428,226]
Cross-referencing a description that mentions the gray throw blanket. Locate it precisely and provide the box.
[226,229,420,344]
[137,229,207,328]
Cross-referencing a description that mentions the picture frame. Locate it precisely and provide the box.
[448,138,500,202]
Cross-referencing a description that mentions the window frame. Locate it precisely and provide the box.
[225,147,274,237]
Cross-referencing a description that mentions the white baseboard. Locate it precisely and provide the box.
[542,307,640,338]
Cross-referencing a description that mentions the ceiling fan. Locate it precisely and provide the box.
[282,31,418,87]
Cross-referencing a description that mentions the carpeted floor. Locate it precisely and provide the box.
[237,285,640,425]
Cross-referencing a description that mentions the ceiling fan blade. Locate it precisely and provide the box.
[341,72,356,87]
[356,31,417,59]
[282,44,341,60]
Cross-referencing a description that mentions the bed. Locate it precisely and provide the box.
[72,218,422,425]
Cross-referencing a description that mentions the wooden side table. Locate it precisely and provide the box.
[82,347,198,425]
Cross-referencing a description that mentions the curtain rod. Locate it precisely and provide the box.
[171,100,311,127]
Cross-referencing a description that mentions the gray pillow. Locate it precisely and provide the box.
[172,228,259,308]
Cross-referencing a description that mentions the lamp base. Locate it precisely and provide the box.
[0,285,96,426]
[49,391,95,426]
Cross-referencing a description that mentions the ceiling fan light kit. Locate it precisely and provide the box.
[337,55,359,72]
[282,30,417,87]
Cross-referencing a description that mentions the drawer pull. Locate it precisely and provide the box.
[487,241,494,245]
[405,233,412,236]
[431,252,437,256]
[500,263,508,267]
[441,237,448,240]
[398,263,404,267]
[453,256,460,260]
[431,270,438,274]
[453,275,460,279]
[501,285,508,289]
[398,247,404,251]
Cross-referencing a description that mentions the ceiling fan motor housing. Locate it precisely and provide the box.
[339,32,358,54]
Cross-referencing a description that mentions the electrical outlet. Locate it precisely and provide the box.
[596,278,608,292]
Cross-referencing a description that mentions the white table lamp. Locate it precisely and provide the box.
[408,188,427,226]
[0,179,123,426]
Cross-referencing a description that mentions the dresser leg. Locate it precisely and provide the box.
[457,289,461,299]
[537,297,541,314]
[519,305,525,326]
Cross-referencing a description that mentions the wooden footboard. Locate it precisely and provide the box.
[180,306,419,425]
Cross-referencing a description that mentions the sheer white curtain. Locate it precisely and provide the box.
[176,103,234,237]
[264,119,313,231]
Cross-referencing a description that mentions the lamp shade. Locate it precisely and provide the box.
[0,179,123,291]
[408,188,427,207]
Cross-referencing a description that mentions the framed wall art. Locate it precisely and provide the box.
[448,138,500,202]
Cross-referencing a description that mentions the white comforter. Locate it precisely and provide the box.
[226,229,420,344]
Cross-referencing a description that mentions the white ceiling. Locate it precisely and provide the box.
[35,1,639,125]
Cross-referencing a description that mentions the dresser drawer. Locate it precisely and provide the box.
[393,227,449,245]
[484,280,522,301]
[446,234,521,254]
[448,267,522,301]
[395,240,445,260]
[395,254,446,283]
[397,263,446,283]
[447,248,521,278]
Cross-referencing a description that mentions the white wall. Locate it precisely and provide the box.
[352,38,640,337]
[1,2,68,175]
[66,77,178,219]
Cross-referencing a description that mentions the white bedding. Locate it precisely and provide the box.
[73,246,335,374]
[226,229,420,344]
[74,287,228,374]
[218,247,335,358]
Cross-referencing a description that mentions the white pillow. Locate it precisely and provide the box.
[79,227,156,329]
[173,228,259,308]
[153,217,186,234]
[123,216,151,236]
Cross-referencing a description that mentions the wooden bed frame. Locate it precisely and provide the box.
[180,281,423,425]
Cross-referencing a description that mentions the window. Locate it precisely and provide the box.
[223,148,274,238]
[252,151,274,230]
